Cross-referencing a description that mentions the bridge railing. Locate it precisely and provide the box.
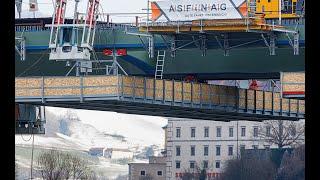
[15,75,304,118]
[15,76,120,102]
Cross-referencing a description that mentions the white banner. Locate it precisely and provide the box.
[151,0,247,22]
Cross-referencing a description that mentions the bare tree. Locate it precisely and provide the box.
[258,120,305,148]
[37,149,93,180]
[181,169,199,180]
[81,170,98,180]
[181,164,207,180]
[276,145,305,180]
[139,174,154,180]
[15,159,18,180]
[221,157,277,180]
[69,154,90,179]
[115,174,129,180]
[37,150,66,180]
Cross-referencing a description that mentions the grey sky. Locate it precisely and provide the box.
[15,0,150,22]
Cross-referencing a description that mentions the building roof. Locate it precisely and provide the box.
[128,163,166,165]
[89,147,105,151]
[106,148,131,152]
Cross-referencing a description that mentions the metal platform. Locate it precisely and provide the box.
[139,18,283,33]
[15,75,304,121]
[15,104,46,134]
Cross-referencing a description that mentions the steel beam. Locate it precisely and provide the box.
[294,33,299,55]
[148,35,154,58]
[269,33,276,55]
[171,35,176,58]
[200,34,207,56]
[223,33,229,56]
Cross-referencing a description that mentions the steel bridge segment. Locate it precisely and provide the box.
[20,100,301,122]
[15,21,305,80]
[15,75,304,121]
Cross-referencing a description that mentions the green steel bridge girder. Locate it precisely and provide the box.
[15,25,305,79]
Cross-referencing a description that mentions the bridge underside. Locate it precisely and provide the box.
[22,100,300,121]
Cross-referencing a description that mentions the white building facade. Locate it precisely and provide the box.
[165,118,305,180]
[103,148,134,160]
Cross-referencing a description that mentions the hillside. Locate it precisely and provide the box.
[15,107,168,179]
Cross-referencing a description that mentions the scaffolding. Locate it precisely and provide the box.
[15,36,26,61]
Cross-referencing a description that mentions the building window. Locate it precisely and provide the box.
[216,127,222,137]
[241,126,246,137]
[191,146,195,156]
[293,2,297,13]
[176,146,181,156]
[282,0,293,14]
[253,145,259,150]
[216,161,221,168]
[204,146,209,156]
[157,171,163,176]
[204,127,209,137]
[228,146,233,156]
[216,145,221,156]
[240,145,245,152]
[266,126,271,137]
[203,160,208,169]
[191,127,196,138]
[176,161,181,169]
[190,161,195,169]
[253,126,258,137]
[176,127,181,138]
[140,171,146,176]
[264,145,270,150]
[229,127,233,137]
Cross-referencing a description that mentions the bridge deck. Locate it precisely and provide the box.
[15,75,305,121]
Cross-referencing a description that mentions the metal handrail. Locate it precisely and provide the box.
[15,75,305,117]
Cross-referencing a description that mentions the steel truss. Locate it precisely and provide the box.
[160,33,264,57]
[135,28,299,58]
[261,33,276,55]
[15,36,26,61]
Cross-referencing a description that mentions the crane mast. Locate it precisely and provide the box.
[48,0,100,75]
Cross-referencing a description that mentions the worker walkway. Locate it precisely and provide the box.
[15,75,304,121]
[139,16,284,33]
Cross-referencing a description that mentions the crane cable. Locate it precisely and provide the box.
[20,134,33,141]
[30,133,35,180]
[17,51,46,77]
[20,104,33,141]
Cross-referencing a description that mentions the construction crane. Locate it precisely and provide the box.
[47,0,100,76]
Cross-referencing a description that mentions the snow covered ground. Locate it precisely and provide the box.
[16,107,167,150]
[15,107,168,179]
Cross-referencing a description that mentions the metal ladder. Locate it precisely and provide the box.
[155,50,166,79]
[248,0,257,17]
[246,0,257,31]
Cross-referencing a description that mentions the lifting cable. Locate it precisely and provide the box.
[30,133,35,180]
[20,134,33,141]
[17,51,46,77]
